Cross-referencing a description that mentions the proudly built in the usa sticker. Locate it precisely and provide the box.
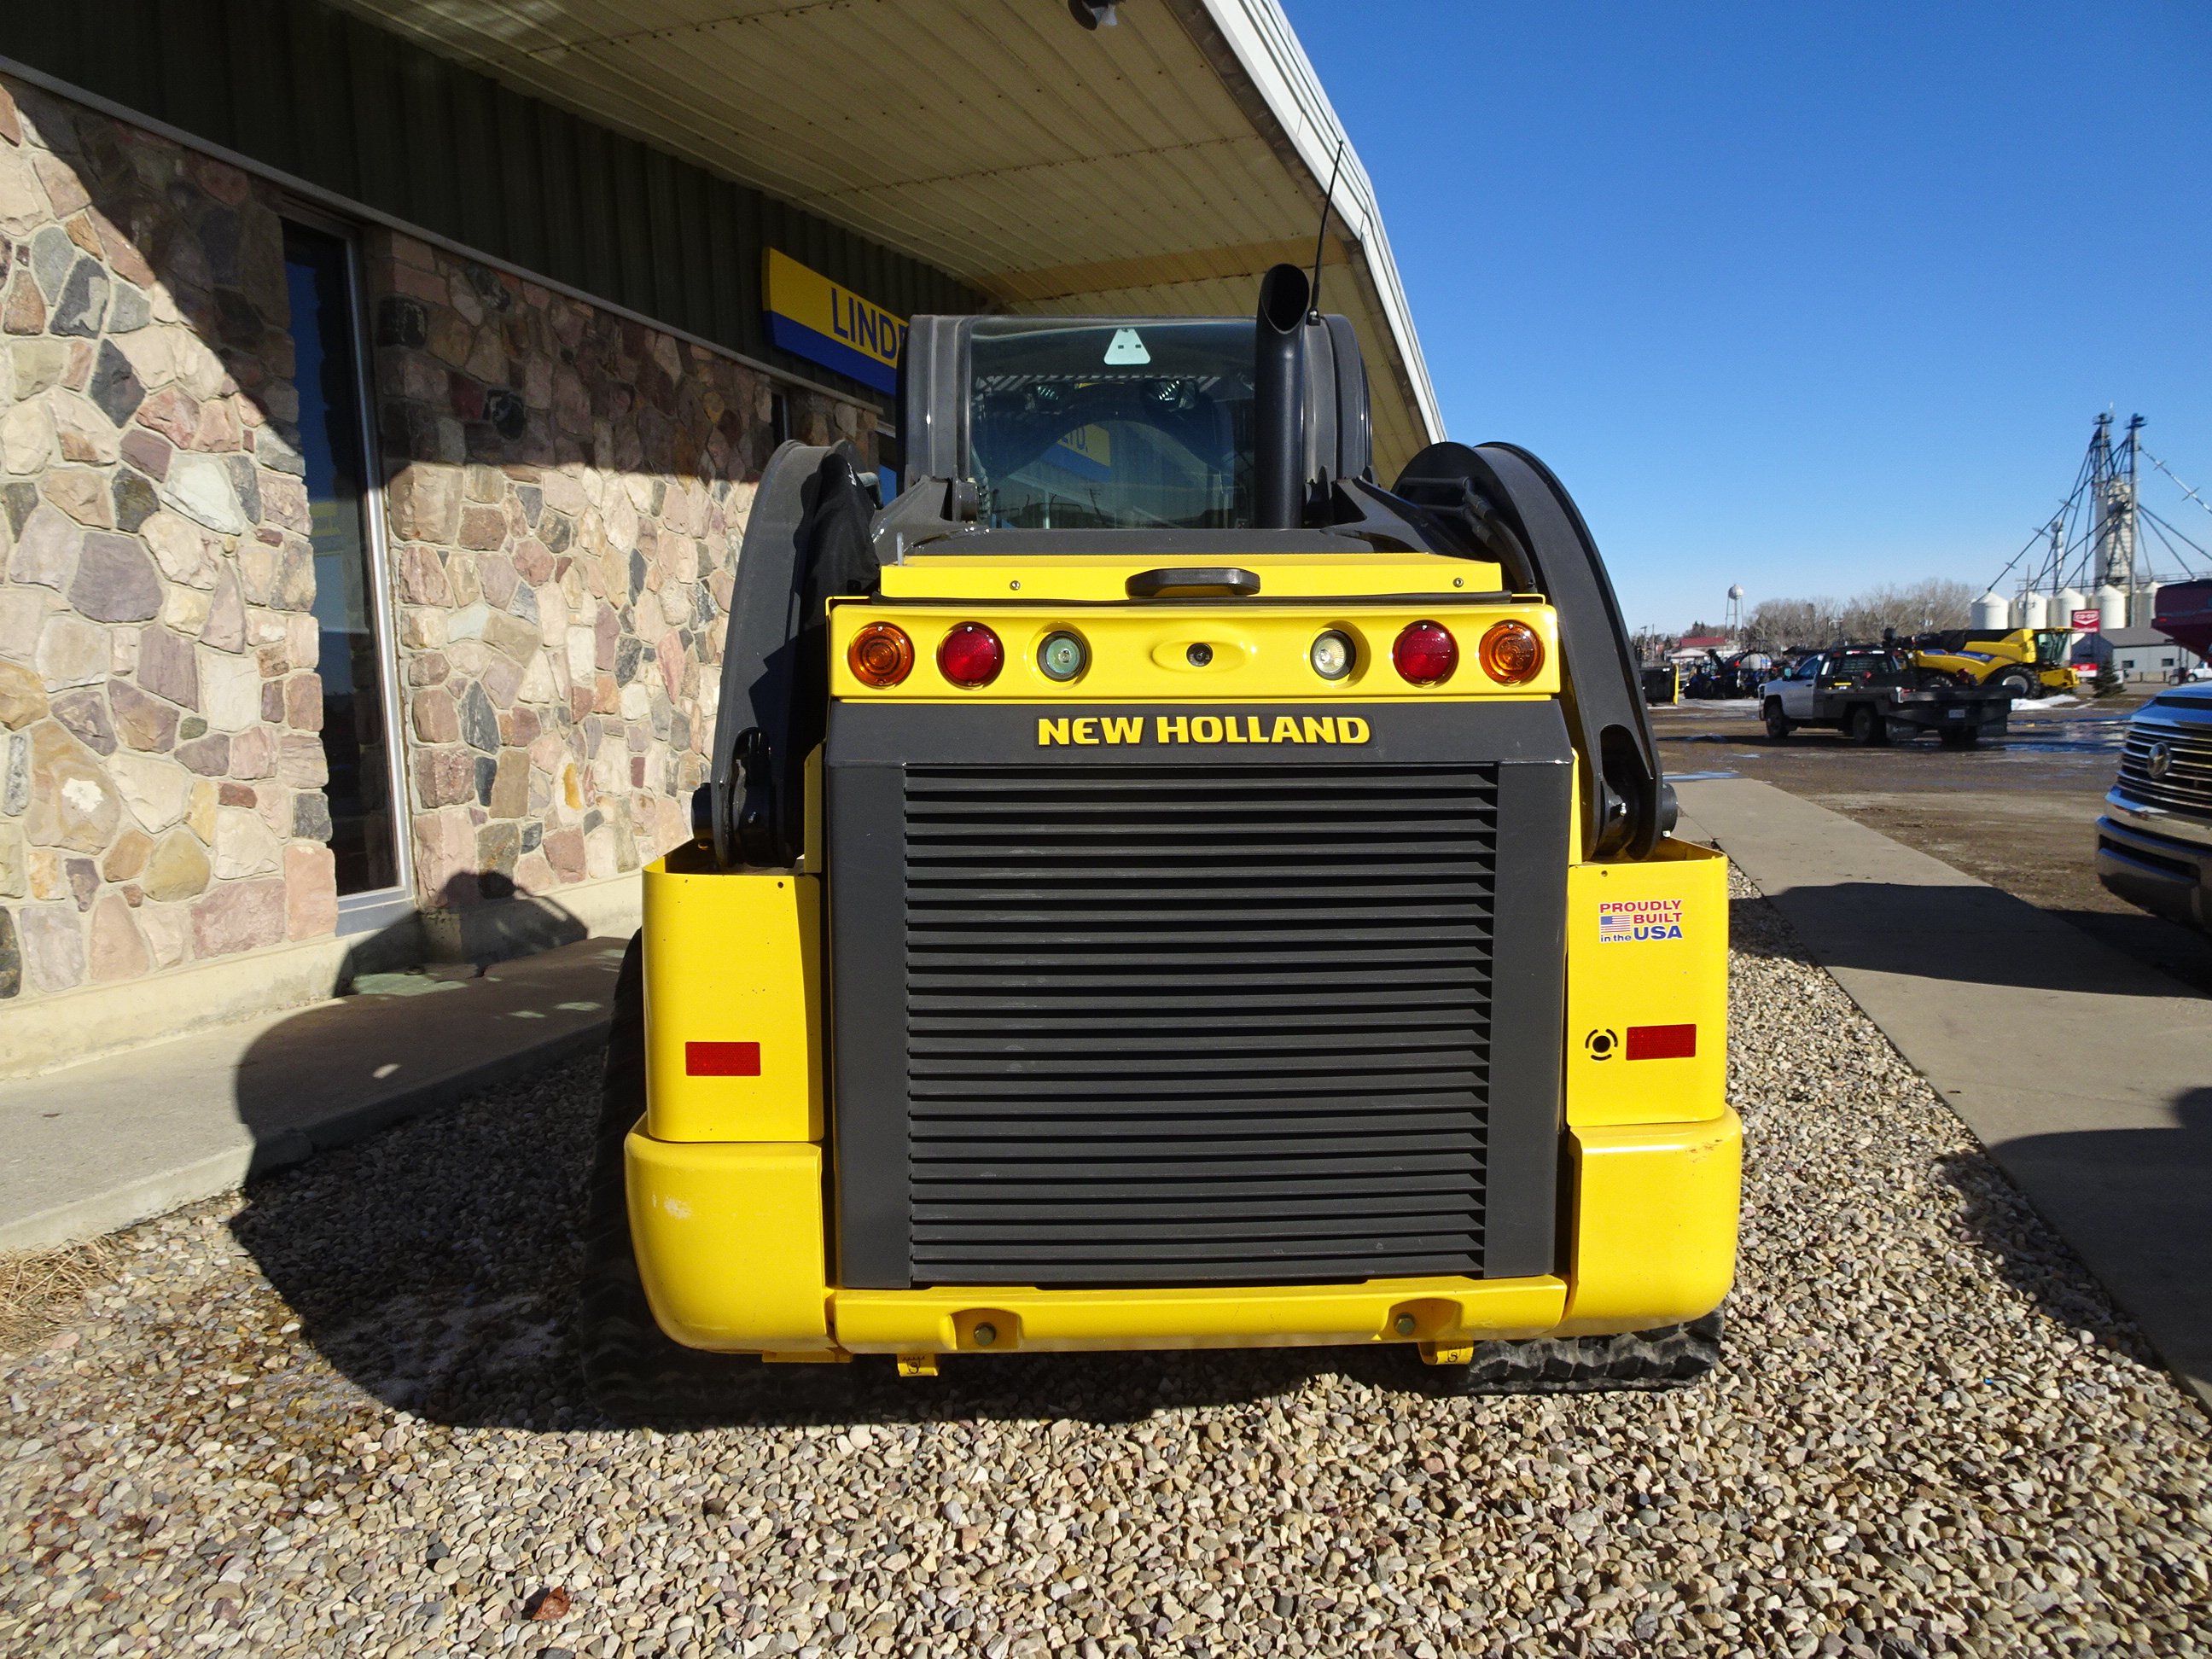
[1598,899,1685,942]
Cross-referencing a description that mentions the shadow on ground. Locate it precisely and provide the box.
[1936,1088,2212,1401]
[224,1045,1474,1434]
[1932,1144,2163,1373]
[1727,888,2209,1001]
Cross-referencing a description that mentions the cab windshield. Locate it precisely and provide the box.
[968,318,1254,530]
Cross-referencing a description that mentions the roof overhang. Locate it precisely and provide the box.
[333,0,1443,478]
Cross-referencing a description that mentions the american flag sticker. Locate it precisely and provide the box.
[1597,899,1685,942]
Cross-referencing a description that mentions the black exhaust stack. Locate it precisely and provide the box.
[1254,262,1308,529]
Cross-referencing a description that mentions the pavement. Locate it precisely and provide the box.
[1676,777,2212,1412]
[0,935,630,1252]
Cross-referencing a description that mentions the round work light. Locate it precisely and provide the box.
[847,621,915,688]
[1037,630,1088,682]
[1391,620,1458,686]
[1309,629,1354,681]
[938,621,1005,688]
[1478,620,1545,685]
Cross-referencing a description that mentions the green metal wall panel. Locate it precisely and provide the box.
[2,0,982,410]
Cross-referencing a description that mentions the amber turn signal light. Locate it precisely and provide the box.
[938,621,1004,688]
[847,621,915,687]
[1478,620,1545,685]
[1391,620,1458,686]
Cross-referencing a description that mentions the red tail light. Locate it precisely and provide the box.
[1392,620,1458,686]
[938,621,1004,688]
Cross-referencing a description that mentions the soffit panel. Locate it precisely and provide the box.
[337,1,1435,461]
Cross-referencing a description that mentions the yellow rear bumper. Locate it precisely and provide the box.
[626,1108,1741,1357]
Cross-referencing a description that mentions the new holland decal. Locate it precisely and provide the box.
[1598,898,1685,942]
[1036,714,1372,747]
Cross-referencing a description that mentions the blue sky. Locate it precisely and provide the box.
[1283,1,2212,631]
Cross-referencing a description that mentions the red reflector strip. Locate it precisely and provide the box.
[1626,1024,1697,1061]
[685,1041,761,1077]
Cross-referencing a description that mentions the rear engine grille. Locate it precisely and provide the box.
[2116,719,2212,815]
[900,764,1496,1285]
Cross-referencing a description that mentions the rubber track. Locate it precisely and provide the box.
[1425,1313,1726,1395]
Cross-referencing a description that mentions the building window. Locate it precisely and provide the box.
[875,424,899,498]
[283,222,404,903]
[770,390,792,446]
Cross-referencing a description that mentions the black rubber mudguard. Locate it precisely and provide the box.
[1391,442,1673,861]
[706,439,879,866]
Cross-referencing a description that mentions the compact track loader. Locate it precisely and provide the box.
[580,266,1740,1412]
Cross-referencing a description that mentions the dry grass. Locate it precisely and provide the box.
[0,1239,119,1354]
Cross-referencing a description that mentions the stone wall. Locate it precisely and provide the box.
[364,234,870,925]
[0,71,879,1009]
[0,78,334,1003]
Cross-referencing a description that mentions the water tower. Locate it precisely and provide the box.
[1724,585,1744,635]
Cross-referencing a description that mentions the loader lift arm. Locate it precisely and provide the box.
[1388,442,1675,860]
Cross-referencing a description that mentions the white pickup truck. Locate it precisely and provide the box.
[1761,646,2013,748]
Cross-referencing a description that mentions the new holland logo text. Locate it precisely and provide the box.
[1037,714,1372,747]
[1598,899,1685,942]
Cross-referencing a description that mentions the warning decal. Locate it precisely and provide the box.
[1598,899,1684,942]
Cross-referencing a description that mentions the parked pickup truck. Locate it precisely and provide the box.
[2098,686,2212,933]
[1760,646,2014,747]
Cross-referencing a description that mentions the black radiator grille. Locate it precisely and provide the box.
[2116,719,2212,815]
[901,763,1496,1285]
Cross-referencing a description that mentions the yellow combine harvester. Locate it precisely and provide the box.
[1911,628,2078,697]
[580,266,1740,1412]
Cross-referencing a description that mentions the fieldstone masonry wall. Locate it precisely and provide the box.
[366,233,870,922]
[0,78,334,1004]
[0,71,878,1012]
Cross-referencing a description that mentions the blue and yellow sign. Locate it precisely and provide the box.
[764,249,905,395]
[1050,423,1112,480]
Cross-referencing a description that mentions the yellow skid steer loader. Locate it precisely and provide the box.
[579,266,1739,1413]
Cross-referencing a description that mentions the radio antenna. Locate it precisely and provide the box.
[1307,138,1346,324]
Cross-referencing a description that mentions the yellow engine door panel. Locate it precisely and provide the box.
[643,864,822,1142]
[1565,839,1728,1126]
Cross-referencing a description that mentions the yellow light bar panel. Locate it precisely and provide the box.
[829,602,1559,700]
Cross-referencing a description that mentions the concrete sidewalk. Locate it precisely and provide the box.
[1677,777,2212,1411]
[0,935,630,1251]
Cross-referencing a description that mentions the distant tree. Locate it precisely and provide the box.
[1742,579,1974,649]
[1743,597,1839,650]
[1837,579,1976,641]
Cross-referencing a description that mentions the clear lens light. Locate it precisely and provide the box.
[1039,631,1087,682]
[1310,630,1353,680]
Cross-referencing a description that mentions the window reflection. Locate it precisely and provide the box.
[283,224,399,896]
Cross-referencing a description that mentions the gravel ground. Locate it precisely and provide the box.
[3,870,2209,1659]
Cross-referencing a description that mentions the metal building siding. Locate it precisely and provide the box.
[1,0,983,407]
